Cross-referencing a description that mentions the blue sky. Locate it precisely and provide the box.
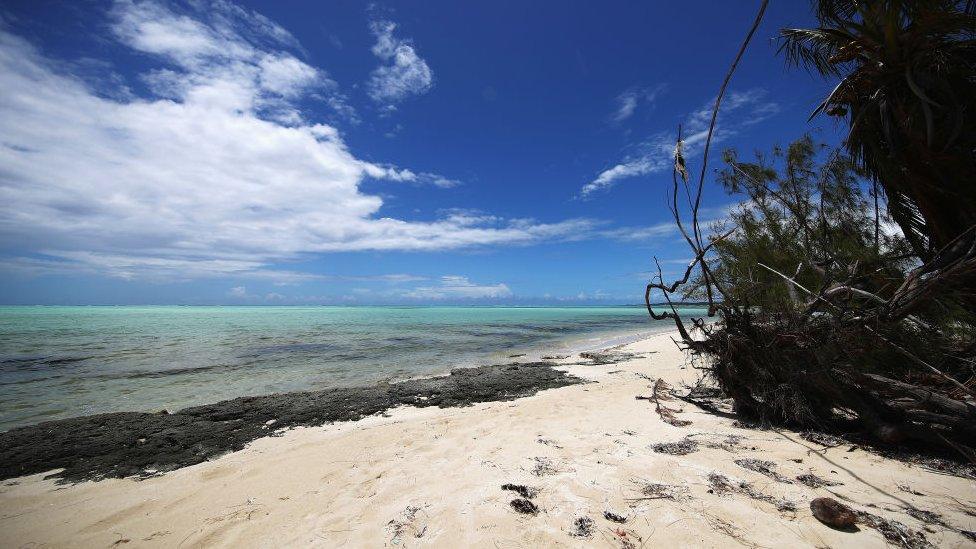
[0,0,839,305]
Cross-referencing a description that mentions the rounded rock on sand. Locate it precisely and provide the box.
[810,497,857,529]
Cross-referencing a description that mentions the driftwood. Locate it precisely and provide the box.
[636,378,692,427]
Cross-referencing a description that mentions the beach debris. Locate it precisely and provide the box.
[650,436,699,455]
[530,456,559,476]
[632,481,688,501]
[796,473,843,488]
[603,510,627,523]
[570,516,594,538]
[810,497,858,530]
[579,351,614,364]
[541,354,569,360]
[872,449,976,480]
[579,349,642,365]
[606,527,639,549]
[800,431,846,448]
[909,455,976,480]
[703,514,749,543]
[387,505,428,543]
[536,437,562,448]
[706,473,735,494]
[707,473,796,512]
[685,384,726,401]
[731,419,764,430]
[734,458,793,484]
[856,510,932,549]
[904,506,947,528]
[637,378,692,427]
[962,531,976,541]
[508,353,526,358]
[675,383,736,417]
[501,483,539,499]
[955,501,976,518]
[510,498,539,515]
[897,484,925,496]
[690,432,743,452]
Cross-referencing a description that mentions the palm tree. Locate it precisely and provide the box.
[780,0,976,262]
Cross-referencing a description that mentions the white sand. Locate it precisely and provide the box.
[1,331,974,547]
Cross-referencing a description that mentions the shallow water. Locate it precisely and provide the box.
[0,306,698,430]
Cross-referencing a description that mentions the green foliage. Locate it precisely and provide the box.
[680,137,975,438]
[655,1,976,454]
[695,136,912,312]
[779,0,976,259]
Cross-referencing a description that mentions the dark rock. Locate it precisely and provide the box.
[811,497,858,530]
[0,362,583,483]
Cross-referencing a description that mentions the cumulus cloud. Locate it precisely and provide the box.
[111,0,355,123]
[402,276,512,300]
[582,89,780,197]
[361,164,461,188]
[366,19,433,108]
[0,1,597,283]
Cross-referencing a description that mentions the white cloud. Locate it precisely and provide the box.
[402,276,512,300]
[611,85,665,122]
[580,147,671,197]
[0,2,595,283]
[229,285,247,297]
[614,93,638,122]
[361,164,460,188]
[598,221,679,242]
[110,0,355,124]
[366,19,433,107]
[582,89,780,197]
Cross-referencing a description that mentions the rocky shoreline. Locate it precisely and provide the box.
[0,361,583,483]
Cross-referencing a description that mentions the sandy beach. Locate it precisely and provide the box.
[2,330,975,548]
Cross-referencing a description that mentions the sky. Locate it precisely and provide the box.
[0,0,841,305]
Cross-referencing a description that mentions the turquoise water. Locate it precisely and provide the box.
[0,306,692,430]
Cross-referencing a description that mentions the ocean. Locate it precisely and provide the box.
[0,305,696,430]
